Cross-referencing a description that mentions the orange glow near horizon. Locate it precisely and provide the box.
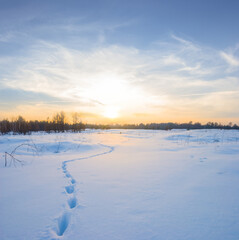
[1,108,239,126]
[1,40,239,125]
[102,106,119,119]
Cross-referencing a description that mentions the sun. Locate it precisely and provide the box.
[103,106,119,119]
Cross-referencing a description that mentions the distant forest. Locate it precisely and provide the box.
[0,112,239,135]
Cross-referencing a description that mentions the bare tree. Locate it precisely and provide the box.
[72,112,82,132]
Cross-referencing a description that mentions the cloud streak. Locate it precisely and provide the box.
[1,35,239,122]
[220,51,239,67]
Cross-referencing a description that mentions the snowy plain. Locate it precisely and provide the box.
[0,129,239,240]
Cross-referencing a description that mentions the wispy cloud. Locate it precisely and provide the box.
[0,32,15,42]
[171,34,200,52]
[220,51,239,68]
[1,35,239,122]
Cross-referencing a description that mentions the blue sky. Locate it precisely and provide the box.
[0,0,239,123]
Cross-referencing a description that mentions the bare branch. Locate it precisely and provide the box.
[4,143,38,167]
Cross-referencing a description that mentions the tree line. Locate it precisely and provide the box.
[86,121,239,131]
[0,112,85,135]
[0,114,238,135]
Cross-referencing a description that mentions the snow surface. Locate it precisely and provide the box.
[0,129,239,240]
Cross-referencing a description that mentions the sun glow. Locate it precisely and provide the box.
[80,73,144,120]
[103,106,119,119]
[85,74,128,104]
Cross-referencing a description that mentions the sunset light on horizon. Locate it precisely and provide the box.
[0,0,239,124]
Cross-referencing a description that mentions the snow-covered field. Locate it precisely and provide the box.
[1,129,239,240]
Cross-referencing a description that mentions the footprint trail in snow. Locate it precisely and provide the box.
[52,144,114,238]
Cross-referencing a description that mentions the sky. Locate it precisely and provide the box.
[0,0,239,124]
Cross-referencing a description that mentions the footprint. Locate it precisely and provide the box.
[65,173,71,178]
[65,185,74,194]
[56,212,71,236]
[52,145,114,237]
[68,197,77,209]
[62,164,66,171]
